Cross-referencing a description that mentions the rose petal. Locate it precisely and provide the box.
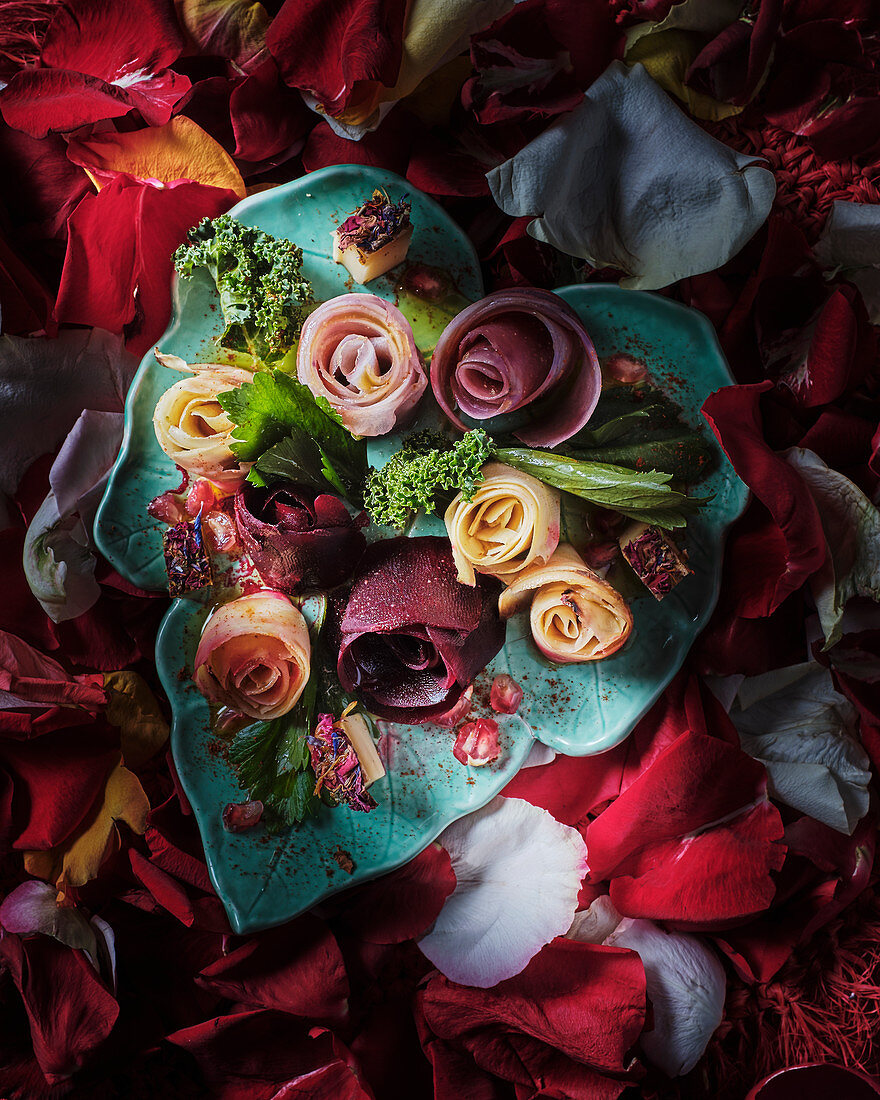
[267,0,408,121]
[197,915,349,1022]
[418,796,589,987]
[0,932,118,1084]
[487,61,775,290]
[585,730,786,926]
[417,938,646,1095]
[701,383,827,616]
[67,116,246,198]
[0,328,134,498]
[177,0,270,69]
[332,842,456,944]
[731,661,871,834]
[604,918,726,1077]
[784,448,880,649]
[55,175,239,358]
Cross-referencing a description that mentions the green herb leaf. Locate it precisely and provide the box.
[493,447,703,529]
[219,371,367,503]
[174,214,314,363]
[568,429,714,481]
[364,429,493,529]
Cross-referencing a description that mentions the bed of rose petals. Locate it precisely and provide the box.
[1,0,880,1097]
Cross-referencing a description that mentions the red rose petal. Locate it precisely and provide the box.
[417,940,646,1098]
[55,174,238,358]
[702,381,827,616]
[330,842,456,944]
[586,731,786,927]
[0,933,118,1085]
[197,915,349,1022]
[165,1011,371,1099]
[4,721,119,850]
[267,0,407,117]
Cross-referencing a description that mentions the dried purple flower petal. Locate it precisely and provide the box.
[619,522,691,600]
[162,512,213,597]
[336,189,411,255]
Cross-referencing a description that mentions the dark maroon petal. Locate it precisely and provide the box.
[266,0,407,117]
[0,933,118,1085]
[430,288,601,448]
[338,538,505,723]
[234,483,366,594]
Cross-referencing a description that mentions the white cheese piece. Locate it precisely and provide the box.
[332,223,413,284]
[339,713,386,787]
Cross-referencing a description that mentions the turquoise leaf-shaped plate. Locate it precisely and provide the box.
[95,166,747,933]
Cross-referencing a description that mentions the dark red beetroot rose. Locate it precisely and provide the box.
[337,537,505,723]
[430,288,601,448]
[234,483,367,594]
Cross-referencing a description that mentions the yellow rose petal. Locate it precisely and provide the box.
[67,117,247,197]
[103,670,170,769]
[24,760,150,893]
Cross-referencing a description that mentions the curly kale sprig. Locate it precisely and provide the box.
[364,429,493,529]
[174,214,314,363]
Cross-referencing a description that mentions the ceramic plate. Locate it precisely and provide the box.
[95,166,747,932]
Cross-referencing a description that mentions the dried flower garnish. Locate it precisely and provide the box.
[162,512,213,597]
[307,713,378,813]
[336,189,411,255]
[619,522,691,600]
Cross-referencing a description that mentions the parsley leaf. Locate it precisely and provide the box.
[364,430,493,529]
[218,372,367,504]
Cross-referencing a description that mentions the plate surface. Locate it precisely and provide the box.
[95,165,747,932]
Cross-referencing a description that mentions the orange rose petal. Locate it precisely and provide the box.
[67,116,246,198]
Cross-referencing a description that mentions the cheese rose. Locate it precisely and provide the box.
[153,352,253,490]
[444,463,560,586]
[193,591,310,719]
[296,293,425,436]
[498,544,633,663]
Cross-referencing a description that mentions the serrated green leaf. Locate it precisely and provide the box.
[218,371,367,503]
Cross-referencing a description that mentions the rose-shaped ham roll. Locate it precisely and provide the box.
[431,287,601,448]
[234,483,367,594]
[444,462,560,586]
[194,590,310,719]
[337,537,505,723]
[153,353,254,490]
[498,544,632,663]
[296,293,426,436]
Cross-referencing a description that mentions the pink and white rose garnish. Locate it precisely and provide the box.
[296,293,425,436]
[193,590,310,719]
[498,543,633,663]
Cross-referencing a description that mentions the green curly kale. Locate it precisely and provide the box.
[174,214,314,363]
[364,429,493,529]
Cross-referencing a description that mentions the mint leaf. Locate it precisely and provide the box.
[494,447,703,529]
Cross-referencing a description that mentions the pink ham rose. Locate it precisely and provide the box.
[430,287,601,448]
[193,591,310,719]
[296,293,425,436]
